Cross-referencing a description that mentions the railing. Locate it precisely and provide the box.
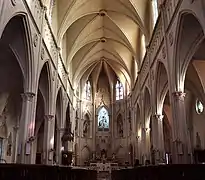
[42,15,58,65]
[112,164,205,180]
[149,15,164,65]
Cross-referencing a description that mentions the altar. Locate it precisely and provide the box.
[90,162,118,173]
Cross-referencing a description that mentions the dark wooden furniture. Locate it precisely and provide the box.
[0,164,97,180]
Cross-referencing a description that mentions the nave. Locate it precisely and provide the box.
[1,0,205,179]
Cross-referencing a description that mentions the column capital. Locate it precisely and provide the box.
[172,91,186,101]
[153,114,164,121]
[21,92,35,102]
[44,115,54,121]
[13,125,19,131]
[57,127,65,133]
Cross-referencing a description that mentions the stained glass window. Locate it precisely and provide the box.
[85,81,91,100]
[116,80,123,100]
[98,107,109,131]
[196,99,204,114]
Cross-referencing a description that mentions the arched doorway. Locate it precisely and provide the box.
[143,88,151,164]
[61,103,73,166]
[34,63,50,164]
[156,62,172,164]
[54,89,63,164]
[174,13,205,163]
[135,104,141,160]
[162,93,172,164]
[0,16,31,163]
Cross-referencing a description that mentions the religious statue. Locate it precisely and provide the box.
[196,132,201,149]
[112,153,116,161]
[75,111,78,131]
[83,121,89,137]
[7,133,12,156]
[118,120,123,137]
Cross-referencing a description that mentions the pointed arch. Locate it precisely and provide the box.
[173,11,205,91]
[55,88,63,128]
[37,62,52,114]
[0,14,34,92]
[155,61,169,114]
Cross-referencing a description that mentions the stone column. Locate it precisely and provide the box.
[12,125,19,163]
[17,92,35,163]
[171,91,190,164]
[153,114,165,163]
[55,128,64,165]
[141,127,146,164]
[136,135,140,160]
[151,115,158,150]
[43,115,54,165]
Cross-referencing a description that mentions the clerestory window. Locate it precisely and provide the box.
[116,80,124,100]
[85,81,91,100]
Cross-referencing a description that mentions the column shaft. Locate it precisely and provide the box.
[171,91,191,164]
[43,115,54,165]
[17,92,35,163]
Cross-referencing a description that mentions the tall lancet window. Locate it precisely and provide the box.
[152,0,158,27]
[116,80,124,100]
[98,107,109,131]
[85,80,91,100]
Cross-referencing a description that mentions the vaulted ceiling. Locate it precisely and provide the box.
[56,0,150,89]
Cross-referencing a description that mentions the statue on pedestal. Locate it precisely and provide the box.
[196,132,201,150]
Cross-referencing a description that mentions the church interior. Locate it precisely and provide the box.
[1,0,205,179]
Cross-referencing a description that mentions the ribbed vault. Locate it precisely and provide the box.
[57,0,150,89]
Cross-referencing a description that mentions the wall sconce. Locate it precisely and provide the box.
[50,137,54,146]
